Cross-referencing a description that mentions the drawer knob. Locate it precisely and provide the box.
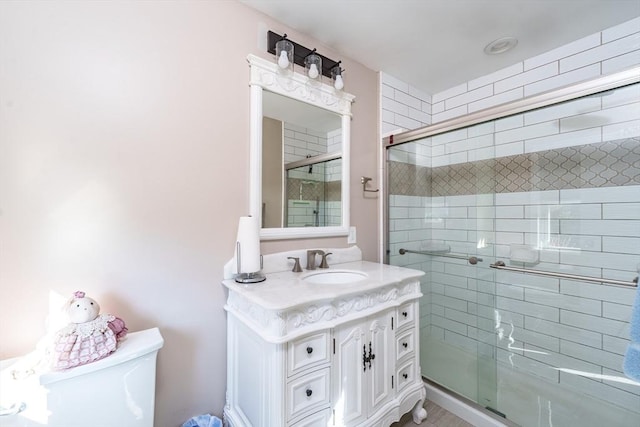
[402,342,408,348]
[306,389,312,397]
[306,346,313,354]
[402,311,408,317]
[403,373,408,379]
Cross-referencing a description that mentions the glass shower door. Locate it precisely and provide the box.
[483,83,640,427]
[386,77,640,427]
[386,126,500,412]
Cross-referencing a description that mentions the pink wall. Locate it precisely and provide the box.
[0,1,379,426]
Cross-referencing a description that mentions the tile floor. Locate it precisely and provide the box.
[391,400,474,427]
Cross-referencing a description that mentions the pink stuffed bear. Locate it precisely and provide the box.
[51,291,127,370]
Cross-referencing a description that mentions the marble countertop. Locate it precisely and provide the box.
[222,260,425,312]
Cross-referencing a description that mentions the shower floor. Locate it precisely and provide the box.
[422,336,640,427]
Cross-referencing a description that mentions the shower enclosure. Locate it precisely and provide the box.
[284,156,342,228]
[384,68,640,427]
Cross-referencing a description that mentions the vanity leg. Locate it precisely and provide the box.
[411,384,428,424]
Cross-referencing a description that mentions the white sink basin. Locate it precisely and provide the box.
[302,270,368,285]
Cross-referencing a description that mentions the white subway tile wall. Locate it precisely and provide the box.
[428,17,640,124]
[382,16,640,418]
[381,72,432,136]
[389,186,640,413]
[284,123,341,173]
[284,123,342,227]
[436,82,639,166]
[286,199,341,228]
[380,18,640,143]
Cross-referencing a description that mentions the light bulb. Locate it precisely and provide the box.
[278,50,289,69]
[334,74,344,90]
[308,63,319,79]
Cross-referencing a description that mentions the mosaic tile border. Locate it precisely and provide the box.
[286,178,341,201]
[388,138,640,197]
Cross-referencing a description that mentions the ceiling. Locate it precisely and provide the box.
[241,0,640,95]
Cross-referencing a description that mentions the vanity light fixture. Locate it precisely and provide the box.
[331,62,344,90]
[305,49,322,82]
[267,30,344,89]
[275,34,294,73]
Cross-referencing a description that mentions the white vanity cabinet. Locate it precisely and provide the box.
[286,331,332,424]
[222,256,427,427]
[333,309,394,425]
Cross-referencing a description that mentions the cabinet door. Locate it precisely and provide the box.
[367,311,394,412]
[332,320,366,425]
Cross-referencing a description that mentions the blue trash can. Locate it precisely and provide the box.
[182,414,222,427]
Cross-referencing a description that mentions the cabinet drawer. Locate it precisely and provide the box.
[288,331,330,377]
[287,368,331,421]
[397,302,416,329]
[396,328,416,361]
[289,408,331,427]
[396,359,417,393]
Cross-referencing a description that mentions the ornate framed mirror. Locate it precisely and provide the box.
[247,54,355,240]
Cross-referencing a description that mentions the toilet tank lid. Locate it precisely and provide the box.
[40,327,164,386]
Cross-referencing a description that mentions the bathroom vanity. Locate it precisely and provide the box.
[222,247,427,427]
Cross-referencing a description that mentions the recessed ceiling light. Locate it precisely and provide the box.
[484,37,518,55]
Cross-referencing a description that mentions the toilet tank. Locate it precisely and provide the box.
[0,328,164,427]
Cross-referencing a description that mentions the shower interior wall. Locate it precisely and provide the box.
[284,123,342,227]
[387,83,640,426]
[382,16,640,426]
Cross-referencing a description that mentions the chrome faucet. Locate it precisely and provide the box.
[306,250,325,270]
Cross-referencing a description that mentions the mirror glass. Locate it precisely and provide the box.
[262,90,343,229]
[248,54,353,240]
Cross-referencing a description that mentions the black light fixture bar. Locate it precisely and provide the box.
[267,30,341,79]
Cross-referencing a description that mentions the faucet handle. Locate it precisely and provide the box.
[287,257,303,273]
[319,252,332,269]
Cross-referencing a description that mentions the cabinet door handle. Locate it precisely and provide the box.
[402,311,408,317]
[363,345,368,372]
[306,389,312,397]
[368,342,375,369]
[402,342,408,348]
[403,373,408,379]
[306,346,313,354]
